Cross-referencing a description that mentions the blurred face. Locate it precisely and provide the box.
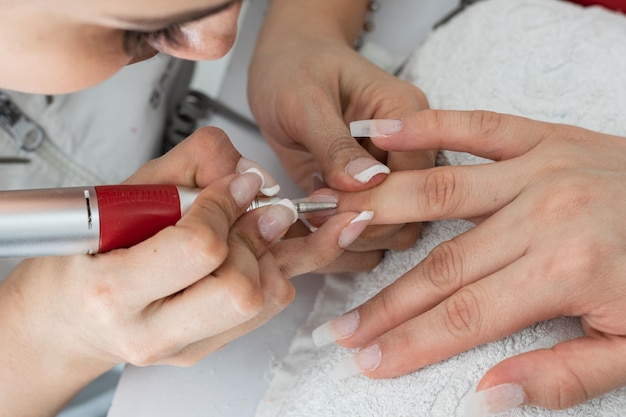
[0,0,242,93]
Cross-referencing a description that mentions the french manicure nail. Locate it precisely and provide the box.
[460,384,525,417]
[346,158,390,183]
[237,157,281,196]
[312,310,360,347]
[258,199,298,241]
[350,119,403,137]
[230,168,263,207]
[331,344,382,380]
[338,211,374,248]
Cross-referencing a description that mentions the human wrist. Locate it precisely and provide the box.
[259,0,370,47]
[0,259,116,416]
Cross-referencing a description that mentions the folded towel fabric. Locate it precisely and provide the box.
[255,0,626,416]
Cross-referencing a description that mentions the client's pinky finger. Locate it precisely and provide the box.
[466,336,626,414]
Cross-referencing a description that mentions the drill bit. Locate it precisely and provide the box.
[248,196,337,214]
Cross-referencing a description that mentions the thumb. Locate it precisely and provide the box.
[464,335,626,415]
[311,124,391,191]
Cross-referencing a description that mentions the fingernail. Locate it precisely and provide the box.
[350,119,403,137]
[331,344,381,380]
[338,211,374,248]
[311,172,327,191]
[346,158,390,183]
[237,157,281,196]
[312,310,360,347]
[460,384,525,417]
[306,194,338,204]
[230,168,263,207]
[258,199,298,241]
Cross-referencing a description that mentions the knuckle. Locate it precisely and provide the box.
[441,289,483,339]
[421,168,462,217]
[283,235,340,273]
[326,138,364,166]
[543,236,602,285]
[120,337,171,367]
[82,285,115,319]
[468,110,504,138]
[177,225,229,269]
[184,126,240,164]
[81,283,125,328]
[225,277,265,318]
[553,377,589,410]
[532,176,592,222]
[547,354,590,410]
[267,278,296,309]
[124,348,158,368]
[191,126,229,144]
[368,289,402,324]
[423,240,464,294]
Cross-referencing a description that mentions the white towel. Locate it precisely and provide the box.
[255,0,626,416]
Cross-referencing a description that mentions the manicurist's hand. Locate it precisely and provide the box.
[312,110,626,413]
[248,0,434,265]
[0,127,370,417]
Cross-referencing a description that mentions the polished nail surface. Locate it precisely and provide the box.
[346,158,390,183]
[258,199,298,241]
[230,169,263,207]
[350,119,402,137]
[331,344,381,380]
[460,384,525,417]
[237,157,280,196]
[312,310,360,347]
[339,211,374,248]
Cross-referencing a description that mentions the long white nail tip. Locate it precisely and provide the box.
[353,164,391,183]
[237,158,280,195]
[350,119,402,137]
[338,211,375,249]
[350,211,374,224]
[345,158,391,184]
[460,384,525,417]
[312,310,360,347]
[330,345,381,380]
[258,199,299,242]
[331,356,361,380]
[261,183,281,197]
[240,167,264,183]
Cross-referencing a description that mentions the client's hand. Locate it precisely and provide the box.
[0,127,369,417]
[312,110,626,413]
[249,22,434,271]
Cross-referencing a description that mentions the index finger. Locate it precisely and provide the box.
[351,110,560,161]
[125,126,243,187]
[111,171,263,304]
